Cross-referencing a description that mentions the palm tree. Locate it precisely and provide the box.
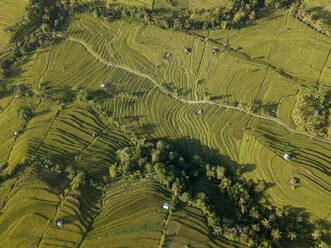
[261,218,271,229]
[312,229,321,240]
[318,241,328,248]
[287,232,296,240]
[271,229,282,240]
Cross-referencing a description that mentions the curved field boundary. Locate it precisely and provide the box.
[0,97,15,116]
[54,34,331,145]
[291,167,331,194]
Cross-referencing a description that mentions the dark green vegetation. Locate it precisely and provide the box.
[293,89,330,138]
[0,0,330,247]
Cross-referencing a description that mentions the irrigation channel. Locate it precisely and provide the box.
[55,34,331,146]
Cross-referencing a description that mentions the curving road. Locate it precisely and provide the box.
[55,34,331,145]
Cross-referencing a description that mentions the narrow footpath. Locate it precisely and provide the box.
[54,34,331,145]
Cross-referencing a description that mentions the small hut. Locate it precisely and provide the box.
[184,48,190,54]
[196,109,202,115]
[314,109,320,115]
[289,178,297,185]
[163,203,170,210]
[211,47,219,54]
[233,47,239,51]
[56,220,63,227]
[223,43,228,48]
[14,131,20,136]
[20,85,27,91]
[165,52,171,58]
[0,164,7,171]
[100,83,106,89]
[92,133,97,138]
[227,228,238,236]
[269,111,277,117]
[283,154,291,160]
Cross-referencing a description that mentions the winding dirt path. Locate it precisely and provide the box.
[55,34,331,145]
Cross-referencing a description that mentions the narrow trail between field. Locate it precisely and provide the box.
[77,188,105,248]
[0,96,15,116]
[256,14,288,100]
[54,34,331,145]
[317,46,331,87]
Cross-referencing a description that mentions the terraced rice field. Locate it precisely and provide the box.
[165,207,209,247]
[0,96,130,177]
[0,0,28,50]
[80,179,170,248]
[165,206,245,248]
[63,10,331,109]
[2,6,330,225]
[0,98,28,170]
[0,166,66,248]
[35,104,130,176]
[239,132,331,221]
[39,186,101,248]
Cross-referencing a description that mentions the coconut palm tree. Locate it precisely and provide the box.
[261,218,271,229]
[287,232,296,240]
[318,241,328,248]
[271,229,282,240]
[312,229,321,240]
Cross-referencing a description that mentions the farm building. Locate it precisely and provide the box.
[196,109,203,115]
[100,83,106,88]
[165,52,171,58]
[14,131,20,136]
[227,228,238,236]
[184,48,190,54]
[233,47,239,51]
[314,109,320,115]
[289,178,297,185]
[56,220,63,227]
[211,47,219,54]
[163,203,169,210]
[223,43,228,47]
[283,154,291,160]
[269,111,277,117]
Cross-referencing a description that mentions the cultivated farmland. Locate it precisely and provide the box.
[0,0,28,50]
[0,0,330,247]
[5,9,330,222]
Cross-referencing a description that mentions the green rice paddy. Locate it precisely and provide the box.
[0,3,330,247]
[5,9,330,222]
[0,0,28,50]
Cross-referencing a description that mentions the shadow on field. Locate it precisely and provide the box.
[256,9,283,21]
[210,94,231,101]
[307,7,331,26]
[164,137,331,244]
[255,127,331,177]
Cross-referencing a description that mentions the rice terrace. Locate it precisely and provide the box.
[0,0,330,247]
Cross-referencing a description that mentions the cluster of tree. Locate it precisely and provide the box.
[0,0,69,78]
[108,138,329,247]
[293,89,330,138]
[79,0,260,32]
[77,0,309,33]
[263,0,297,9]
[289,2,330,36]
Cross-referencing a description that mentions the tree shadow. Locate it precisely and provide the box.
[137,123,157,135]
[87,89,112,101]
[210,95,231,101]
[306,6,331,26]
